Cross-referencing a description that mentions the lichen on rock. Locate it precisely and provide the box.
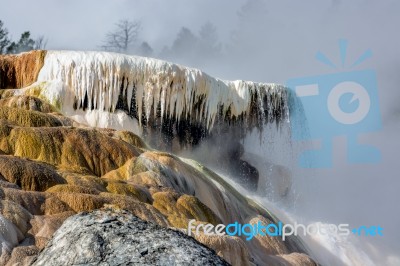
[0,155,66,191]
[32,208,230,266]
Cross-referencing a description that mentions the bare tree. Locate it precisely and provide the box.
[34,35,48,50]
[101,20,140,53]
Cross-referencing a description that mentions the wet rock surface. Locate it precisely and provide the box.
[32,208,230,266]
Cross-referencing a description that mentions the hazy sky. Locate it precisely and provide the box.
[1,1,399,84]
[1,0,399,264]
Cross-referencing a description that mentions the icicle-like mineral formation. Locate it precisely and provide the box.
[36,51,289,133]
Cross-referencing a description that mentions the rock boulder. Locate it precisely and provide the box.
[32,208,229,266]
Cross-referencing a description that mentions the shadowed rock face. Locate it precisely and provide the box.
[227,142,259,191]
[0,51,46,89]
[32,208,229,266]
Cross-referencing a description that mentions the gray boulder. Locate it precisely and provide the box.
[31,208,229,266]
